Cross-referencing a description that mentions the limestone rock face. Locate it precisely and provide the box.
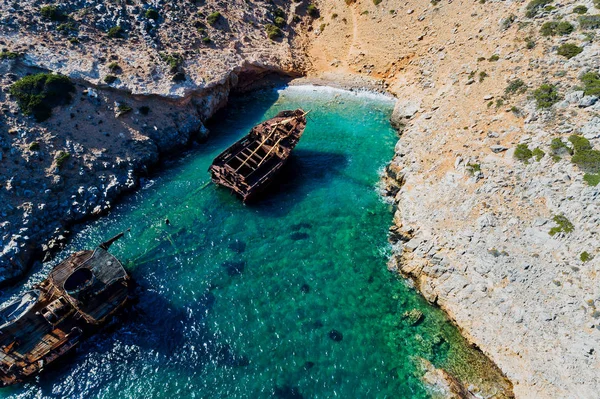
[0,0,309,283]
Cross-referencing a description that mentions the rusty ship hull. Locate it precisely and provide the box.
[0,233,130,387]
[209,109,308,202]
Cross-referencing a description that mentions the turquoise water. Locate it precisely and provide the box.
[1,86,508,398]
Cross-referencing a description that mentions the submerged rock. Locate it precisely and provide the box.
[402,309,424,326]
[328,329,343,342]
[228,240,246,254]
[221,260,246,276]
[290,232,309,241]
[274,386,304,399]
[300,283,310,293]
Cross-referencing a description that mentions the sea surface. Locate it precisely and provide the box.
[1,86,504,398]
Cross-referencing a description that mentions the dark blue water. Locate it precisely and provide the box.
[0,86,510,398]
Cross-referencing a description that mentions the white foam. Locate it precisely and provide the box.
[276,84,396,103]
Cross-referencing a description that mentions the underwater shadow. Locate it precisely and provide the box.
[245,149,349,217]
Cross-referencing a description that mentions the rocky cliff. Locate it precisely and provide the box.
[0,0,310,283]
[303,0,600,397]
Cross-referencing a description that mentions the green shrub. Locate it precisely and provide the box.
[505,78,527,95]
[373,0,383,4]
[551,137,569,154]
[571,150,600,172]
[525,37,536,49]
[307,4,319,17]
[160,53,183,73]
[207,11,221,25]
[266,24,283,40]
[580,251,593,262]
[104,75,117,84]
[202,36,211,44]
[540,21,574,36]
[525,0,552,18]
[479,71,488,82]
[274,16,286,27]
[40,5,67,21]
[533,147,545,161]
[573,5,588,14]
[56,21,77,34]
[579,15,600,29]
[549,214,574,236]
[514,144,533,162]
[107,25,124,38]
[583,173,600,186]
[117,103,132,114]
[569,135,592,152]
[533,84,560,108]
[580,72,600,96]
[501,14,517,30]
[489,54,500,62]
[0,50,19,59]
[107,62,121,72]
[9,73,75,122]
[346,0,356,4]
[28,142,40,151]
[145,8,159,20]
[466,163,481,175]
[55,151,70,168]
[557,43,583,59]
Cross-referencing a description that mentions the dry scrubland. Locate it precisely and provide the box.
[1,0,599,397]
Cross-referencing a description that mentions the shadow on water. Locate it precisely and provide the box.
[245,149,349,217]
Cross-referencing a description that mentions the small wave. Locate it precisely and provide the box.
[277,85,396,103]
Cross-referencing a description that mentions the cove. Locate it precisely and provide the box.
[0,86,509,398]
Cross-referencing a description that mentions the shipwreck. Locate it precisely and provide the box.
[209,108,308,201]
[0,232,131,387]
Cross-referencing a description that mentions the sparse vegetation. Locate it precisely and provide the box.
[55,151,71,169]
[479,71,488,82]
[556,43,583,59]
[579,15,600,29]
[274,16,286,27]
[532,147,545,161]
[583,173,600,186]
[549,214,574,236]
[514,144,533,162]
[40,5,67,21]
[9,73,75,122]
[540,21,574,36]
[580,251,593,262]
[266,24,283,40]
[525,37,536,49]
[0,50,19,60]
[489,54,500,61]
[466,163,481,175]
[580,72,600,96]
[104,75,117,84]
[533,84,561,108]
[525,0,552,18]
[505,78,527,95]
[207,11,222,25]
[145,8,159,20]
[160,53,183,73]
[107,62,121,72]
[307,4,319,18]
[501,14,517,30]
[107,25,124,38]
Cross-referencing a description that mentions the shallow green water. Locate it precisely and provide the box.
[1,86,500,398]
